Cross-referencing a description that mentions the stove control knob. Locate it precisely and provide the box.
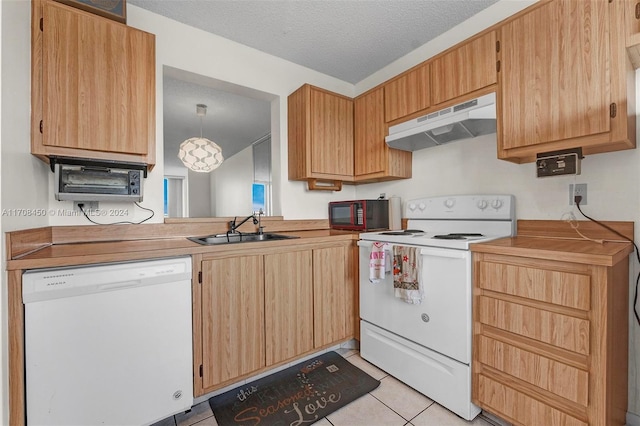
[418,203,426,211]
[444,198,455,209]
[491,199,503,210]
[477,200,488,210]
[408,203,417,211]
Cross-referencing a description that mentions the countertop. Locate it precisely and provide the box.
[6,229,359,271]
[470,235,634,266]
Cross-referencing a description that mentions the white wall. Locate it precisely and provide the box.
[0,2,50,424]
[187,171,212,217]
[211,145,254,217]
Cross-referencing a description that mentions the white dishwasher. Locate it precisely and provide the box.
[23,256,194,426]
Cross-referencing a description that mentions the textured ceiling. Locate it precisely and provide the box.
[135,0,501,162]
[130,0,499,84]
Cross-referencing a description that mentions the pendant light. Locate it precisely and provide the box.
[178,104,224,172]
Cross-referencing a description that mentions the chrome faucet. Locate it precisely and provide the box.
[228,214,258,234]
[228,209,265,235]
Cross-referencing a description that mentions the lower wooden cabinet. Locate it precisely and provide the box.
[471,247,630,426]
[264,250,314,365]
[194,239,358,396]
[313,244,357,347]
[200,255,265,389]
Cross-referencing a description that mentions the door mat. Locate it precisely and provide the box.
[208,351,380,426]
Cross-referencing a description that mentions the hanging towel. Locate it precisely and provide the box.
[369,242,388,283]
[392,246,424,304]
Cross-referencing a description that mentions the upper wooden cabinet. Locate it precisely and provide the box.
[626,0,640,68]
[497,0,635,163]
[431,31,497,105]
[288,84,354,187]
[354,87,412,182]
[383,62,430,123]
[31,0,156,166]
[627,0,640,40]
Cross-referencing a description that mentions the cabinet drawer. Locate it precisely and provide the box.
[478,297,589,355]
[477,375,587,426]
[477,335,588,405]
[478,261,590,311]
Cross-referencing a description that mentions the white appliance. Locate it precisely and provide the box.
[385,92,496,151]
[358,194,515,421]
[23,257,194,426]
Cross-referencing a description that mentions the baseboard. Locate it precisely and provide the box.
[627,411,640,426]
[480,410,512,426]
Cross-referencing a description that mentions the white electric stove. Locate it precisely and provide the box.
[358,194,515,421]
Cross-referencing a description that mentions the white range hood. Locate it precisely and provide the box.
[385,92,496,152]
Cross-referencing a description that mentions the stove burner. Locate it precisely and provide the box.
[379,229,426,236]
[433,233,484,240]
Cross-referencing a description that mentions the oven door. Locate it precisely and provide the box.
[357,240,472,364]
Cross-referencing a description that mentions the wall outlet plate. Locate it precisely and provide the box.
[74,201,99,211]
[569,183,587,205]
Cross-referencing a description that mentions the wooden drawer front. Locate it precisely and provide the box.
[479,262,590,311]
[478,336,588,405]
[479,297,589,355]
[478,375,587,426]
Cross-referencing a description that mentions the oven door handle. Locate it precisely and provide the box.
[418,247,468,259]
[358,241,469,260]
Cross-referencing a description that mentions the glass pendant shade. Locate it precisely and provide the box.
[178,104,224,172]
[178,137,224,172]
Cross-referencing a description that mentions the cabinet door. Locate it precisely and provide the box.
[499,0,610,151]
[42,0,155,155]
[201,256,265,389]
[431,31,497,105]
[310,87,354,178]
[354,87,386,176]
[313,243,356,347]
[264,250,313,365]
[384,62,430,122]
[628,0,640,41]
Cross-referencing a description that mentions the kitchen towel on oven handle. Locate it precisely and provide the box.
[368,242,391,283]
[392,245,424,304]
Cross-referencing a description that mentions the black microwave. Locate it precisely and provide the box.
[328,199,389,231]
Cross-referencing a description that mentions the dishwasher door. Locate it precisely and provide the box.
[23,257,194,426]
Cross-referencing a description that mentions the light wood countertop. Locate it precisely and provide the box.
[6,229,359,271]
[470,236,633,266]
[471,219,635,267]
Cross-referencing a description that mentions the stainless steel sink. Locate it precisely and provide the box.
[188,232,299,245]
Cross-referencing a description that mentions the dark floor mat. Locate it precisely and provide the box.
[208,351,380,426]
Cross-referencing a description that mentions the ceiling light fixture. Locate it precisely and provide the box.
[178,104,224,172]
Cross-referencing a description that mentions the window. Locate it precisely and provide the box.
[253,135,272,215]
[164,176,186,217]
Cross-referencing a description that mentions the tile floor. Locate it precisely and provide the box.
[153,349,498,426]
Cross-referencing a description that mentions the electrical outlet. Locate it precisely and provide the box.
[74,201,99,211]
[569,183,587,205]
